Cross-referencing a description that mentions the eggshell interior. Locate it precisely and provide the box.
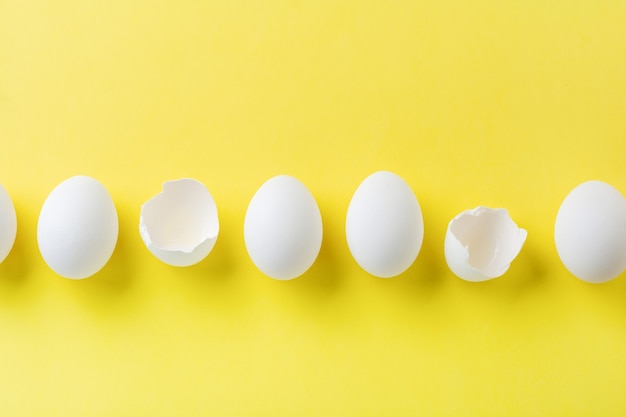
[444,207,527,281]
[139,179,219,267]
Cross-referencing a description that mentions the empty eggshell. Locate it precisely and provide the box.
[139,178,219,267]
[244,175,322,280]
[444,207,527,282]
[37,176,118,279]
[554,180,626,283]
[346,171,424,278]
[0,185,17,264]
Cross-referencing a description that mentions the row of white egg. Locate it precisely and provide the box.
[0,172,625,284]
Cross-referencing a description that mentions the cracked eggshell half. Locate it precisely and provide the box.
[37,176,118,279]
[0,185,17,264]
[346,171,424,278]
[139,179,219,267]
[444,207,527,282]
[244,175,322,280]
[554,180,626,283]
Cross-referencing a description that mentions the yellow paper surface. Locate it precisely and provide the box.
[1,0,626,415]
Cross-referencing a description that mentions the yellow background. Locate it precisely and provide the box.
[1,0,626,415]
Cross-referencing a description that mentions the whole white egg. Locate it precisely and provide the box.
[346,171,424,278]
[554,180,626,283]
[0,185,17,263]
[37,176,119,279]
[244,175,322,280]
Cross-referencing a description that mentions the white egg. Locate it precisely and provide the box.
[139,178,219,267]
[554,180,626,283]
[244,175,322,280]
[37,176,119,279]
[345,171,424,278]
[444,207,527,282]
[0,185,17,263]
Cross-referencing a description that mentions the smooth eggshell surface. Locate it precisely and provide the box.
[244,175,323,280]
[346,171,424,278]
[37,176,119,279]
[554,180,626,283]
[0,185,17,264]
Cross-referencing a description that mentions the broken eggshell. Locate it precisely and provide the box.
[0,184,17,264]
[444,207,527,282]
[139,179,219,267]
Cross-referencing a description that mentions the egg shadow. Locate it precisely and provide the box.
[65,201,137,314]
[456,238,553,312]
[578,266,626,327]
[497,240,549,288]
[0,200,33,298]
[184,224,238,284]
[390,234,447,296]
[511,241,550,285]
[173,225,243,309]
[290,227,345,297]
[275,204,347,303]
[371,195,450,304]
[144,201,264,317]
